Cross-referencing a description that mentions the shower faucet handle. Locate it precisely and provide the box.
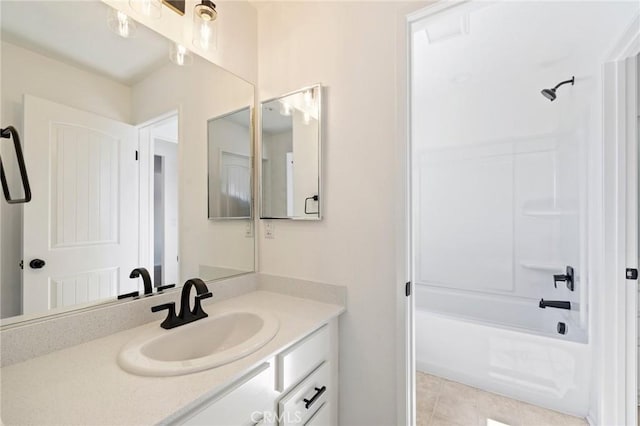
[553,266,574,291]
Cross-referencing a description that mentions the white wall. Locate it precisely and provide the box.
[256,2,426,424]
[0,41,131,319]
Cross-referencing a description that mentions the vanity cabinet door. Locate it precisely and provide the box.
[181,362,276,426]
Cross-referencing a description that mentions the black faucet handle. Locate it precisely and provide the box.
[151,302,181,329]
[192,292,213,318]
[196,291,213,300]
[117,291,139,300]
[151,302,174,313]
[157,284,175,292]
[553,266,575,291]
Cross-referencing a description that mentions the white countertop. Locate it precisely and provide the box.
[0,291,344,425]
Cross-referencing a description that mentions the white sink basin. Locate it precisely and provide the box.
[118,309,279,376]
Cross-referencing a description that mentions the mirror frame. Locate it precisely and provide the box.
[259,84,323,221]
[206,106,255,221]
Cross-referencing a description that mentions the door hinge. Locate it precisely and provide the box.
[626,268,638,280]
[405,281,411,297]
[19,259,23,270]
[135,150,139,161]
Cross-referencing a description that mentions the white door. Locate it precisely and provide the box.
[22,95,139,314]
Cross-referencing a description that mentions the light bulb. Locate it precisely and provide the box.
[129,0,162,18]
[279,102,292,116]
[170,43,193,66]
[199,22,211,50]
[107,8,137,38]
[303,89,313,106]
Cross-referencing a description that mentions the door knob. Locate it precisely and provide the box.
[29,258,46,269]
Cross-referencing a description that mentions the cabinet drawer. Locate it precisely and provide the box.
[181,362,275,426]
[278,362,329,426]
[304,402,330,426]
[277,325,329,391]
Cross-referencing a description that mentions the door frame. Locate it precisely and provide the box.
[136,110,179,279]
[596,17,639,426]
[403,3,640,426]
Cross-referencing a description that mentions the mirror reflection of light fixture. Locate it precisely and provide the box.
[107,8,137,38]
[169,43,193,66]
[193,0,217,51]
[129,0,162,18]
[303,89,313,106]
[279,102,292,116]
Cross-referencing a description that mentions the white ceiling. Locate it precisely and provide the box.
[1,0,170,86]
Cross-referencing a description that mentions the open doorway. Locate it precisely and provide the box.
[406,2,639,425]
[137,112,179,288]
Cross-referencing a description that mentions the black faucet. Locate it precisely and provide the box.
[151,278,213,329]
[130,267,153,295]
[117,267,175,300]
[539,299,571,310]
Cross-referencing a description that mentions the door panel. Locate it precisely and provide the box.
[23,95,138,313]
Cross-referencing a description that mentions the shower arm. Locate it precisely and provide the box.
[553,77,575,90]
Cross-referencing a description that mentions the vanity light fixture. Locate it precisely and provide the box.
[107,8,137,38]
[129,0,162,19]
[193,0,217,51]
[169,43,193,66]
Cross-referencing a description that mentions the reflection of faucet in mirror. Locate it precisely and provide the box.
[151,278,213,329]
[130,268,153,296]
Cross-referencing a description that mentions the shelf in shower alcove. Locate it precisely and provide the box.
[522,208,578,217]
[519,261,565,272]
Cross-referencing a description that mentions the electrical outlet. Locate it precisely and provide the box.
[244,222,253,238]
[265,221,275,239]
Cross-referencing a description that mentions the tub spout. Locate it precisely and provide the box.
[539,299,571,310]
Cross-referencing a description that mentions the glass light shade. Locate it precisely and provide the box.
[169,43,193,66]
[107,8,137,39]
[129,0,162,18]
[193,1,217,51]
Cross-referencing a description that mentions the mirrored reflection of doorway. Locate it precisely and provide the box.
[138,112,179,288]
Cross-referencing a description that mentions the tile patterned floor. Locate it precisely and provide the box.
[416,371,587,426]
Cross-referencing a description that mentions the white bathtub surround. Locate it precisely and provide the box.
[416,371,587,426]
[0,291,344,425]
[415,309,591,416]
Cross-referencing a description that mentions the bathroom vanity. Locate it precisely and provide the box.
[0,290,343,425]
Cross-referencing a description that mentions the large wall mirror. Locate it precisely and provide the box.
[0,1,255,325]
[260,85,322,220]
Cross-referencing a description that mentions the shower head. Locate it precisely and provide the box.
[541,88,557,101]
[541,76,575,102]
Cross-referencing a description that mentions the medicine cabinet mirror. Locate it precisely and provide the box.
[0,0,255,326]
[260,85,322,220]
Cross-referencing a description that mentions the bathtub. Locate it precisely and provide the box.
[415,284,591,417]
